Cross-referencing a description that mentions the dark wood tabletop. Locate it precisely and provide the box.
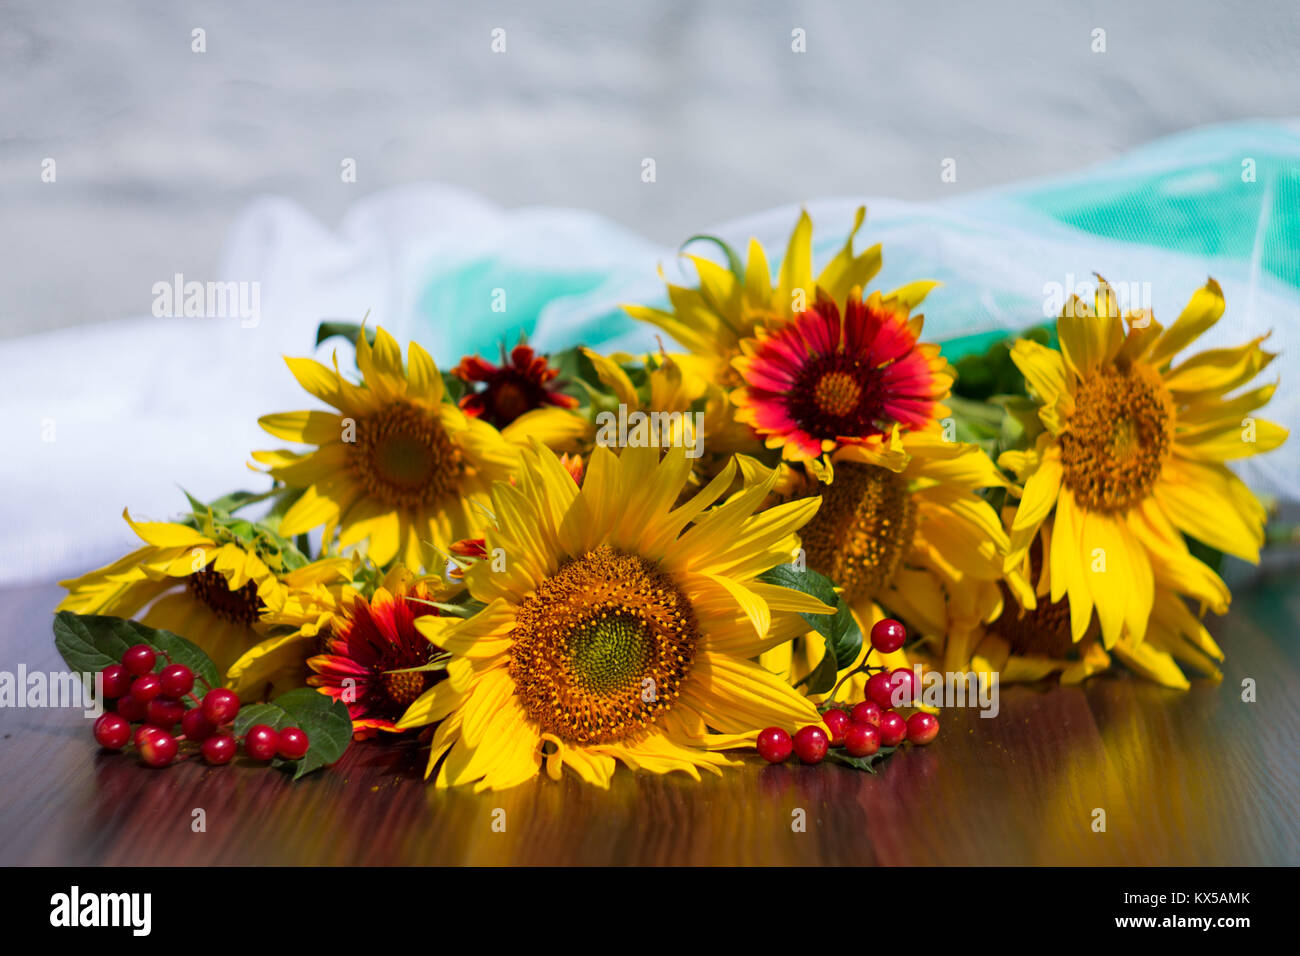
[2,576,1297,866]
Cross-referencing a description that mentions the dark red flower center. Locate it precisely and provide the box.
[788,354,888,442]
[380,669,431,709]
[485,375,538,426]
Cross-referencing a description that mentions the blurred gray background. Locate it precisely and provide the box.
[3,0,1299,338]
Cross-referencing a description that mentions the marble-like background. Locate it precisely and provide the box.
[3,0,1299,337]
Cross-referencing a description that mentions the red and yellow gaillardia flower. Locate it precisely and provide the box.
[255,326,580,572]
[1000,277,1286,650]
[623,207,889,388]
[732,288,953,462]
[623,207,946,469]
[452,342,578,429]
[306,573,447,738]
[234,564,454,729]
[395,441,834,790]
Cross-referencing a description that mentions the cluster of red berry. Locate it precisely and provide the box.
[90,643,309,768]
[756,618,940,766]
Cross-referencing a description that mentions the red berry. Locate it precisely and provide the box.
[138,731,178,768]
[906,712,940,745]
[100,664,132,699]
[870,618,907,655]
[201,688,240,725]
[844,721,881,757]
[244,724,279,761]
[889,667,918,708]
[115,693,148,722]
[756,727,793,764]
[201,733,237,765]
[93,713,131,750]
[145,697,185,729]
[792,725,829,765]
[122,644,156,676]
[849,700,882,727]
[865,671,895,710]
[878,711,907,747]
[133,723,167,749]
[821,708,851,746]
[130,674,163,702]
[277,726,310,760]
[181,707,216,741]
[158,663,194,697]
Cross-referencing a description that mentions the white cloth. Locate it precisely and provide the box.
[4,174,1295,585]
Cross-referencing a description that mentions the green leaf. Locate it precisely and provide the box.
[316,320,374,350]
[232,688,353,779]
[759,564,862,670]
[824,746,897,774]
[232,703,286,738]
[795,652,839,695]
[52,612,222,702]
[441,369,467,404]
[548,345,613,406]
[276,689,353,779]
[206,488,279,516]
[759,563,838,611]
[1186,535,1225,575]
[681,234,746,285]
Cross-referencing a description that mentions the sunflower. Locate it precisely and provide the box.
[624,206,908,388]
[225,556,360,700]
[305,571,448,738]
[452,342,579,428]
[255,326,581,571]
[394,441,834,790]
[1001,277,1286,648]
[731,287,953,462]
[753,431,1017,690]
[792,433,1013,637]
[960,513,1226,690]
[57,509,347,691]
[580,348,756,461]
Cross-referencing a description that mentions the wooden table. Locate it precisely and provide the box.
[3,577,1297,866]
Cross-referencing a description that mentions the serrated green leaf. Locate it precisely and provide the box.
[795,651,839,695]
[272,688,353,779]
[759,564,861,670]
[52,612,222,703]
[824,746,897,773]
[229,689,352,779]
[233,702,287,737]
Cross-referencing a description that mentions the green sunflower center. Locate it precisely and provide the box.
[347,401,464,511]
[508,546,698,745]
[1059,364,1172,512]
[568,613,655,695]
[800,462,918,602]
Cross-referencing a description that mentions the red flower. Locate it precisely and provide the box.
[731,289,951,461]
[453,343,578,428]
[306,581,443,739]
[558,452,585,486]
